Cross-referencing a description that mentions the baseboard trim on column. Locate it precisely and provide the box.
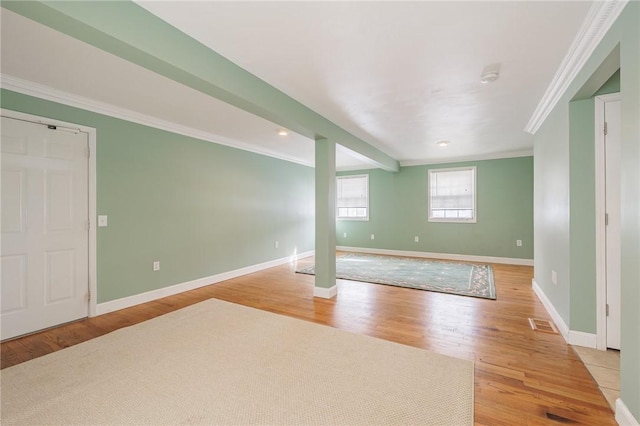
[313,285,337,299]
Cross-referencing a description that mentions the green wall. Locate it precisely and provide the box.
[568,71,620,333]
[534,2,639,420]
[337,156,533,260]
[534,107,571,320]
[568,98,597,333]
[1,90,315,303]
[595,69,621,95]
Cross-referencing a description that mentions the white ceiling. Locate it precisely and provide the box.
[0,8,320,167]
[2,2,594,169]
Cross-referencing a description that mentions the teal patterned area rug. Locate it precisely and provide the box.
[297,253,496,300]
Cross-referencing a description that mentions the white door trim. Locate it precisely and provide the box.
[594,93,621,350]
[1,109,98,318]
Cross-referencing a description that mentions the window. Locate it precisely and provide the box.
[336,174,369,220]
[428,166,476,222]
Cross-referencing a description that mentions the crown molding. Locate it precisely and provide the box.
[336,149,534,171]
[0,74,314,168]
[398,149,533,168]
[524,0,628,135]
[336,164,377,172]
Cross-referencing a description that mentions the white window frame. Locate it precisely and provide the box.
[336,174,369,221]
[428,166,477,223]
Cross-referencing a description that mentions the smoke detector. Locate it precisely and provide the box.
[480,63,501,84]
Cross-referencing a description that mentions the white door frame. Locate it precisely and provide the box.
[1,109,98,318]
[594,93,621,351]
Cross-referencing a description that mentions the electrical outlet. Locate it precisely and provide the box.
[370,234,375,240]
[153,261,160,271]
[343,232,347,238]
[551,270,557,285]
[516,239,523,247]
[275,241,279,248]
[414,236,419,243]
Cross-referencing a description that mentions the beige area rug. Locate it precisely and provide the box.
[1,299,473,425]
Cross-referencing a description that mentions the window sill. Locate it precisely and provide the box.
[428,218,477,224]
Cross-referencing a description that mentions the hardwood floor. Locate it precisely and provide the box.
[1,256,615,425]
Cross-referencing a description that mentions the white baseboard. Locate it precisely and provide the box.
[96,251,314,316]
[313,285,337,299]
[532,279,570,342]
[336,246,533,266]
[616,398,640,426]
[567,330,597,348]
[531,279,598,348]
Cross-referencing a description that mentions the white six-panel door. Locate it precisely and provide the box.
[1,116,89,340]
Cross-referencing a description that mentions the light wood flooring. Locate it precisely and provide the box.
[1,256,616,425]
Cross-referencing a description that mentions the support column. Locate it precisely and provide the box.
[314,137,337,298]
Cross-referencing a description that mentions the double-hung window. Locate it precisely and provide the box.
[428,166,476,222]
[336,174,369,220]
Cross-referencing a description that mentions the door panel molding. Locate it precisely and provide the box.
[0,109,98,326]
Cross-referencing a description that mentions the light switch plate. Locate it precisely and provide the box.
[98,215,108,227]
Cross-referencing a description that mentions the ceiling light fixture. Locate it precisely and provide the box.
[277,128,289,136]
[480,63,501,84]
[437,140,450,147]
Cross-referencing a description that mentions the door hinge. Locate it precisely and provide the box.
[604,121,608,136]
[86,290,91,302]
[606,303,609,317]
[87,146,90,158]
[605,213,609,226]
